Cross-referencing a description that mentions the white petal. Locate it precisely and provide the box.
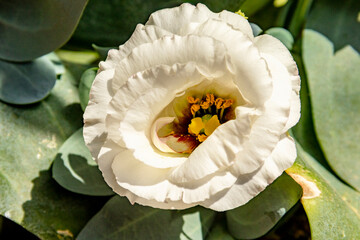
[111,34,232,92]
[217,10,254,40]
[111,149,237,204]
[255,34,301,130]
[83,69,114,159]
[146,3,216,35]
[255,34,298,76]
[98,141,195,210]
[193,18,273,106]
[202,134,296,211]
[230,53,292,175]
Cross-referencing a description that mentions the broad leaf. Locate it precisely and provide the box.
[0,70,107,239]
[0,56,56,105]
[77,196,216,240]
[52,128,114,196]
[79,68,97,111]
[306,0,360,52]
[0,0,88,62]
[302,29,360,190]
[226,173,302,239]
[206,223,234,240]
[287,144,360,240]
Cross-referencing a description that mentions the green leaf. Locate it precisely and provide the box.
[306,0,360,52]
[302,29,360,190]
[206,223,235,240]
[287,144,360,240]
[79,68,98,111]
[71,0,247,47]
[0,70,107,239]
[0,0,88,62]
[52,128,114,196]
[78,196,216,240]
[265,27,294,50]
[0,56,56,105]
[226,173,302,239]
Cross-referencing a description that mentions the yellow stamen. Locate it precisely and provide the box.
[187,96,200,104]
[197,134,207,142]
[221,99,234,109]
[206,93,215,105]
[190,104,200,115]
[215,98,224,109]
[235,9,248,19]
[204,115,221,136]
[200,101,210,109]
[188,117,204,135]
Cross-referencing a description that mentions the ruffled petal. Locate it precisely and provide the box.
[111,34,232,92]
[255,34,301,131]
[83,69,114,160]
[146,3,216,35]
[111,149,237,204]
[230,53,292,175]
[201,134,296,211]
[192,18,272,106]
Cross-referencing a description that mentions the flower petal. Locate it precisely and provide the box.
[111,149,237,204]
[193,18,272,106]
[255,34,301,131]
[111,34,232,93]
[201,134,296,211]
[83,69,114,160]
[146,3,216,35]
[230,53,292,175]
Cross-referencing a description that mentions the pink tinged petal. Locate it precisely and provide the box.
[146,3,216,35]
[201,134,296,211]
[83,69,114,160]
[230,54,292,176]
[151,117,176,153]
[255,34,301,131]
[111,34,232,93]
[193,19,273,106]
[111,150,237,205]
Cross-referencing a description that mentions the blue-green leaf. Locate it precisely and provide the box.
[302,29,360,190]
[77,196,215,240]
[0,56,56,105]
[0,0,88,61]
[226,173,302,239]
[52,128,114,196]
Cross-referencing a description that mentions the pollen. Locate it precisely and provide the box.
[235,9,248,19]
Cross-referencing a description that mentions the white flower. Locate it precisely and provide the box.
[83,3,300,211]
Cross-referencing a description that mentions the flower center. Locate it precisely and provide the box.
[154,93,235,154]
[187,93,233,143]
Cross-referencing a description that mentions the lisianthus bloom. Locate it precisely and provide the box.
[83,3,300,211]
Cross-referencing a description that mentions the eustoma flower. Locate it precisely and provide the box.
[83,3,300,211]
